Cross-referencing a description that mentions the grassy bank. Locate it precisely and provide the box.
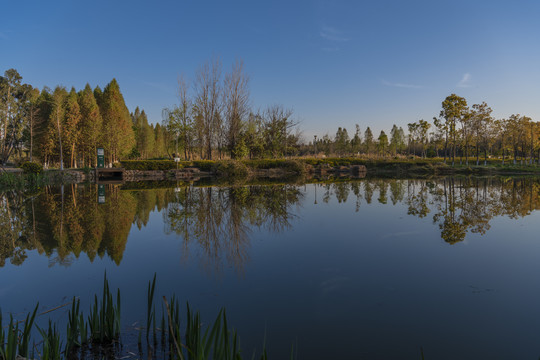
[0,169,88,190]
[120,158,540,176]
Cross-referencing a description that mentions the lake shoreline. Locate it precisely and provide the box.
[3,159,540,189]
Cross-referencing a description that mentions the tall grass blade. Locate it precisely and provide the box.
[147,273,156,341]
[19,302,39,358]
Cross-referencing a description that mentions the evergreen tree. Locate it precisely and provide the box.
[46,86,68,168]
[334,127,350,155]
[78,84,102,167]
[350,124,362,154]
[153,123,166,158]
[34,88,54,165]
[63,88,82,168]
[377,130,388,155]
[101,79,135,163]
[389,124,402,155]
[93,86,103,110]
[364,127,374,154]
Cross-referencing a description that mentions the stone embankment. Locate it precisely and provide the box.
[123,168,205,181]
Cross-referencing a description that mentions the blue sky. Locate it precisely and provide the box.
[2,0,540,140]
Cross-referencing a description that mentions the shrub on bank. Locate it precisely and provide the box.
[19,161,43,174]
[215,160,249,178]
[190,160,216,171]
[282,159,308,174]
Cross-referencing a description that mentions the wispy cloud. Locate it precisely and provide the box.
[320,25,349,42]
[457,73,472,88]
[382,79,423,89]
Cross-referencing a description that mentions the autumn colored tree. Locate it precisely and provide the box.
[47,86,68,169]
[22,85,41,162]
[62,89,82,167]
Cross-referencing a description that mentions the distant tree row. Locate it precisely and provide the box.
[3,65,537,167]
[306,94,538,165]
[0,69,138,167]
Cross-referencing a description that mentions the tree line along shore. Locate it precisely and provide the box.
[1,60,539,174]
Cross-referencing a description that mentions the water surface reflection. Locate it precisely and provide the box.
[1,177,539,268]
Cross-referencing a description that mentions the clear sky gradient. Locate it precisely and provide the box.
[2,0,539,140]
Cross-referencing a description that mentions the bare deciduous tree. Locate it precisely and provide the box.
[194,57,222,159]
[223,59,250,158]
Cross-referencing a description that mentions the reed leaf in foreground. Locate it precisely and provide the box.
[147,273,157,341]
[0,313,18,360]
[0,304,37,360]
[38,320,63,360]
[18,303,38,358]
[164,299,244,360]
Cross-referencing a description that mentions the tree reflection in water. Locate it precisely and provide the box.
[164,185,303,273]
[0,178,539,268]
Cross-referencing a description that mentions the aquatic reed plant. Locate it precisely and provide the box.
[65,297,90,355]
[37,320,62,360]
[88,273,121,344]
[1,273,297,360]
[163,297,245,360]
[0,304,38,360]
[0,313,18,360]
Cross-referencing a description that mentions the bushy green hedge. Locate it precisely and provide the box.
[19,161,43,174]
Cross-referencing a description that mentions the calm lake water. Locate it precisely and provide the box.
[2,177,540,359]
